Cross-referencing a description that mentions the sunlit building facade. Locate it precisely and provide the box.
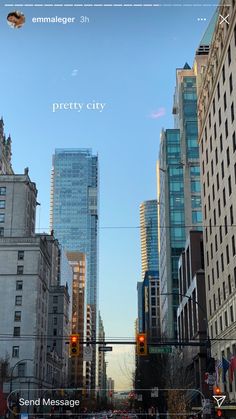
[140,200,159,279]
[158,64,202,338]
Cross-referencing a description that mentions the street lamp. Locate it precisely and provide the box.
[10,358,33,394]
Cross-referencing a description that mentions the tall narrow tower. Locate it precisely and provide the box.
[50,148,99,390]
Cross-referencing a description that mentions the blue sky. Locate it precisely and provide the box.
[0,4,216,386]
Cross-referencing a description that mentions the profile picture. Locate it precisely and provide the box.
[7,11,25,29]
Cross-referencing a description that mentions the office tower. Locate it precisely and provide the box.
[0,118,13,175]
[50,148,98,389]
[197,0,236,399]
[67,252,86,388]
[0,170,69,394]
[158,64,202,338]
[140,200,159,279]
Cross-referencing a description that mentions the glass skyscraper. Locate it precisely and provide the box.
[50,148,98,389]
[140,200,159,279]
[158,64,202,338]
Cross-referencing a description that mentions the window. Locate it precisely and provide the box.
[228,176,232,196]
[218,288,221,306]
[213,98,216,114]
[221,253,224,272]
[0,187,6,196]
[220,316,223,331]
[15,296,22,306]
[228,275,232,295]
[209,299,212,315]
[213,293,216,311]
[13,327,20,337]
[18,251,24,261]
[220,134,223,151]
[0,201,5,209]
[53,317,57,325]
[215,320,218,336]
[17,266,24,275]
[228,45,231,65]
[192,211,202,224]
[216,260,219,278]
[227,147,230,166]
[214,123,217,139]
[215,148,218,164]
[233,132,236,152]
[230,205,234,225]
[217,82,220,100]
[18,363,25,377]
[230,305,234,323]
[225,216,228,235]
[215,235,218,252]
[0,214,5,223]
[226,245,230,264]
[229,73,233,94]
[12,346,19,358]
[224,92,227,110]
[221,161,224,179]
[231,102,235,123]
[16,280,23,290]
[219,108,222,126]
[216,173,219,190]
[232,235,236,256]
[53,328,57,336]
[218,199,221,217]
[223,282,226,300]
[14,311,21,322]
[225,311,228,327]
[53,306,58,313]
[225,119,228,138]
[0,227,4,237]
[219,226,222,243]
[223,188,226,206]
[222,64,225,83]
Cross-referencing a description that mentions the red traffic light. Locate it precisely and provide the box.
[214,386,222,395]
[138,336,145,343]
[216,409,222,417]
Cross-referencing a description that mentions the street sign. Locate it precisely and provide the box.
[151,387,159,398]
[99,346,113,352]
[83,346,93,361]
[149,346,172,354]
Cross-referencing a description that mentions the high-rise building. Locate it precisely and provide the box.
[50,148,99,389]
[0,119,13,175]
[197,0,236,398]
[140,200,159,279]
[158,64,202,338]
[138,200,160,339]
[67,252,86,388]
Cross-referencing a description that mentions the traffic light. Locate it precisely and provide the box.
[216,409,222,417]
[213,386,222,395]
[136,333,147,356]
[70,334,80,356]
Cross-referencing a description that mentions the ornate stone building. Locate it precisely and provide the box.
[0,118,13,175]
